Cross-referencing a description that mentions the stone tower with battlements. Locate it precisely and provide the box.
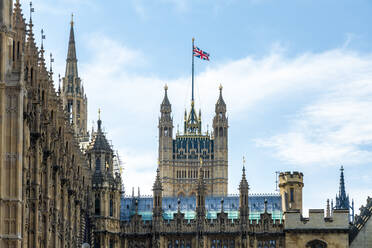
[279,171,304,215]
[158,84,228,197]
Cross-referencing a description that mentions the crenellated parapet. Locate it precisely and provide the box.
[284,209,349,231]
[284,209,349,248]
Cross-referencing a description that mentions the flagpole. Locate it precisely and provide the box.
[192,37,195,103]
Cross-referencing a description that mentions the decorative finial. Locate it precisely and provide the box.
[326,199,331,218]
[71,13,74,26]
[98,108,101,120]
[164,84,168,91]
[58,74,61,93]
[50,53,54,72]
[192,37,195,42]
[219,84,223,91]
[29,1,34,21]
[41,29,45,48]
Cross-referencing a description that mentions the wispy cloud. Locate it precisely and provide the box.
[256,75,372,167]
[79,34,372,195]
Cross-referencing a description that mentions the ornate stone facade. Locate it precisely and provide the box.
[0,1,92,247]
[1,1,370,248]
[159,85,228,197]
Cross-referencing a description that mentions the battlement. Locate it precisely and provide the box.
[284,209,349,230]
[279,171,304,185]
[279,171,303,179]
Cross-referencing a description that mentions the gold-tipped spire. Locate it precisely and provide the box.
[98,108,101,120]
[71,13,74,26]
[219,84,223,91]
[164,84,168,91]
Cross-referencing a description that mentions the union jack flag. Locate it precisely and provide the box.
[193,46,210,61]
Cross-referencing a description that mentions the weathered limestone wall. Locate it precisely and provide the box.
[286,233,349,248]
[350,215,372,248]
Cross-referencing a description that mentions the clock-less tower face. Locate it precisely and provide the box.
[158,86,228,197]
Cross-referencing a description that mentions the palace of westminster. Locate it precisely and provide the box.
[0,1,372,248]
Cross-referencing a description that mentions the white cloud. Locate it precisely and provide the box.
[79,33,372,195]
[257,78,372,167]
[119,148,156,197]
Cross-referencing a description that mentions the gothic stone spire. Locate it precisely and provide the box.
[65,13,78,78]
[335,166,350,210]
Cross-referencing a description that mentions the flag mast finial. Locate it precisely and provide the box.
[192,37,195,104]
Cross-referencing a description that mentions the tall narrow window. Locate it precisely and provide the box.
[290,188,294,202]
[96,157,101,172]
[95,196,100,215]
[77,100,80,114]
[12,40,15,61]
[109,195,114,217]
[17,41,20,59]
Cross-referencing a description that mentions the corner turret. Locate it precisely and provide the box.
[158,84,173,163]
[152,167,163,219]
[86,110,122,247]
[279,171,304,214]
[212,85,228,195]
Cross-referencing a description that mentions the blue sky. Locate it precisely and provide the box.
[22,0,372,214]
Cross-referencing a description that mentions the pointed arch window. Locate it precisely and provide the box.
[306,240,327,248]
